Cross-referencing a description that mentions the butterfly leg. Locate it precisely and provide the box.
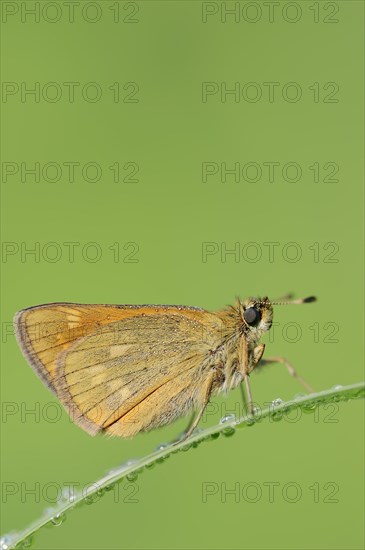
[243,375,256,416]
[255,356,315,393]
[180,411,196,438]
[239,382,248,414]
[240,342,265,415]
[173,374,216,445]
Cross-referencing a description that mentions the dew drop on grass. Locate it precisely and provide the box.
[50,513,66,527]
[0,536,12,550]
[126,472,138,482]
[272,398,283,407]
[302,401,317,413]
[222,426,236,437]
[246,417,256,427]
[155,443,170,452]
[220,414,236,424]
[156,455,170,463]
[84,488,105,505]
[271,411,283,422]
[270,399,284,421]
[354,387,365,398]
[329,393,341,403]
[15,536,33,549]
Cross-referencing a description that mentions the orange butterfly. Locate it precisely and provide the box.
[14,296,316,441]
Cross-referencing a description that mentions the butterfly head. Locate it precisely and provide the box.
[239,296,273,336]
[239,294,317,338]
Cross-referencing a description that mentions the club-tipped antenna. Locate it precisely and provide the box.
[271,296,317,306]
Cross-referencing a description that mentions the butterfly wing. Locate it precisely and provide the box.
[14,303,224,436]
[14,303,153,395]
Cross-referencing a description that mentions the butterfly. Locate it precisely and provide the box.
[14,295,316,441]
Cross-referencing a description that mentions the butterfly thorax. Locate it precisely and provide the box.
[212,298,273,394]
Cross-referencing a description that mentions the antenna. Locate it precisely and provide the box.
[271,296,317,306]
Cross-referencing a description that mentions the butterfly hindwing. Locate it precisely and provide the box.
[54,312,223,436]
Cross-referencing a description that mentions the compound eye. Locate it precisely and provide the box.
[243,307,261,326]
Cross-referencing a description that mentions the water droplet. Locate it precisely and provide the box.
[272,398,283,407]
[271,411,283,422]
[222,426,236,437]
[50,513,66,527]
[329,393,341,403]
[155,443,170,452]
[84,488,105,505]
[332,384,343,391]
[246,417,256,427]
[210,432,220,440]
[156,454,170,463]
[16,536,33,549]
[220,414,236,424]
[302,401,317,413]
[126,472,138,482]
[0,536,11,550]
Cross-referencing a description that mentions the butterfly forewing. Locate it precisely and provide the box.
[14,303,151,394]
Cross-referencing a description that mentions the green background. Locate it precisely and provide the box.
[1,1,364,549]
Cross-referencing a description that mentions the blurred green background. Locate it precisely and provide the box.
[1,1,364,549]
